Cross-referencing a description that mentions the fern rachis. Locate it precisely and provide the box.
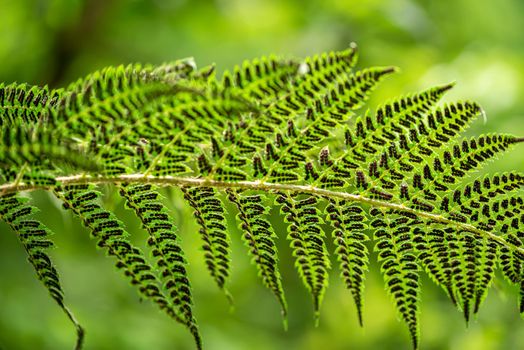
[0,46,523,349]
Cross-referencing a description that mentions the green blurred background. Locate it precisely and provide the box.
[0,0,523,349]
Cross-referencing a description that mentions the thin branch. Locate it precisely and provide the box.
[2,173,523,255]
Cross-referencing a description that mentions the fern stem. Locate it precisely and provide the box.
[2,173,523,256]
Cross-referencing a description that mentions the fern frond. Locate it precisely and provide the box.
[222,56,298,104]
[1,48,523,349]
[0,83,62,125]
[443,172,523,225]
[372,208,421,349]
[54,184,201,348]
[404,134,521,206]
[370,101,482,192]
[227,190,287,323]
[331,83,453,171]
[0,194,84,349]
[118,183,200,343]
[0,123,98,172]
[297,45,359,92]
[451,230,486,324]
[326,199,369,326]
[472,236,497,315]
[415,226,459,306]
[433,134,520,183]
[489,196,524,315]
[50,64,190,144]
[276,193,330,323]
[182,187,232,303]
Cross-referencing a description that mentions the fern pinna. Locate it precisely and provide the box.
[0,45,523,349]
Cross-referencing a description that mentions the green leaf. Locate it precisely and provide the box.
[277,193,330,324]
[227,190,288,325]
[182,186,232,303]
[0,194,84,350]
[1,48,523,350]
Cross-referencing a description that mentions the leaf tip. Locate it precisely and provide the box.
[189,323,203,350]
[463,301,471,327]
[314,310,321,328]
[357,308,364,328]
[381,66,400,75]
[282,312,289,332]
[73,322,85,350]
[438,81,456,93]
[225,289,235,312]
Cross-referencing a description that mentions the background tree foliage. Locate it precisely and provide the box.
[0,1,522,349]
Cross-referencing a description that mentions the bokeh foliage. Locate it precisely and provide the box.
[0,0,523,349]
